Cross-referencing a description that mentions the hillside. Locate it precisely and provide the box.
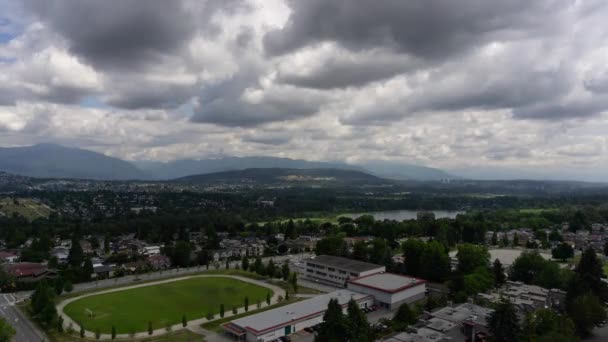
[176,168,390,186]
[0,144,147,180]
[358,160,456,181]
[137,156,363,180]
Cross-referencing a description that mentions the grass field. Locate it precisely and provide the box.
[0,197,52,221]
[518,208,558,214]
[63,276,270,334]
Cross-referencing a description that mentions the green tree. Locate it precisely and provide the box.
[290,271,298,293]
[316,236,347,256]
[402,239,425,277]
[493,259,506,287]
[80,323,85,339]
[456,243,490,275]
[574,248,606,300]
[491,232,498,245]
[244,296,249,312]
[148,321,153,335]
[568,292,607,336]
[392,303,418,331]
[266,259,276,278]
[488,299,522,342]
[509,251,549,284]
[64,280,73,293]
[352,241,369,261]
[253,257,264,275]
[220,304,225,318]
[57,316,64,333]
[0,317,15,342]
[111,325,116,340]
[315,299,347,342]
[68,237,84,268]
[421,241,450,282]
[241,256,249,271]
[95,328,101,340]
[281,262,290,281]
[522,308,576,341]
[266,292,271,305]
[171,240,192,267]
[552,243,574,261]
[83,257,94,281]
[182,314,187,327]
[346,299,373,342]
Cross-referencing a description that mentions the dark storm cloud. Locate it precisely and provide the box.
[191,69,326,127]
[104,79,196,110]
[264,0,570,58]
[22,0,239,71]
[193,93,323,127]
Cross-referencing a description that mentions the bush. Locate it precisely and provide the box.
[206,312,214,320]
[95,328,101,340]
[148,321,153,335]
[111,326,116,340]
[182,314,187,327]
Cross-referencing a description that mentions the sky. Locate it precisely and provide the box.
[1,0,608,181]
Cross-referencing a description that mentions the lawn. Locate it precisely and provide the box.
[0,197,52,221]
[63,276,270,334]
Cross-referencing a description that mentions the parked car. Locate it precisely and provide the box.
[279,336,291,342]
[303,327,314,333]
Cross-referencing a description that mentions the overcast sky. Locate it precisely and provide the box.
[1,0,608,180]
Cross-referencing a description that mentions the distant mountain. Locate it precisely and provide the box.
[0,144,147,180]
[176,168,389,186]
[137,156,363,180]
[357,160,456,181]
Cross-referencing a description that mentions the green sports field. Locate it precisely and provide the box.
[63,276,270,334]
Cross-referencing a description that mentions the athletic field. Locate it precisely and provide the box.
[63,276,270,334]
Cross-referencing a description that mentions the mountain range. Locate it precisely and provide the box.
[0,144,455,181]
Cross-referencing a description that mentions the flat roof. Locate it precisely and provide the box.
[431,303,494,326]
[348,272,425,293]
[225,289,371,335]
[306,255,384,273]
[383,328,446,342]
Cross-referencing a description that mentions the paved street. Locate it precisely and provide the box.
[0,293,45,342]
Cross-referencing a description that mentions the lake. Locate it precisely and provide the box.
[342,209,465,221]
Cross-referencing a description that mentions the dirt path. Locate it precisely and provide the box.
[56,274,285,340]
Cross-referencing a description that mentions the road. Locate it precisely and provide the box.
[0,293,45,342]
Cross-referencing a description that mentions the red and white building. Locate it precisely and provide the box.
[347,272,426,310]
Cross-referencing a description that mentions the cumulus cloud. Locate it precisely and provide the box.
[0,0,608,180]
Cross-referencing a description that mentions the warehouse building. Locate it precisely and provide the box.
[222,289,373,342]
[347,272,426,309]
[304,255,385,287]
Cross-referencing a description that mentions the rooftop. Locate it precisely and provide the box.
[431,303,494,327]
[306,255,384,273]
[383,328,447,342]
[225,289,371,334]
[348,272,425,293]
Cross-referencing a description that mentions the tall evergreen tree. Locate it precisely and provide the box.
[488,299,521,342]
[315,299,347,342]
[346,299,373,342]
[241,256,249,271]
[493,258,506,287]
